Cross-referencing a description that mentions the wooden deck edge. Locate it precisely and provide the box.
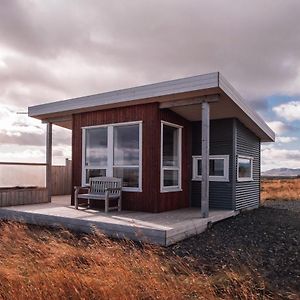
[0,209,166,246]
[0,208,239,247]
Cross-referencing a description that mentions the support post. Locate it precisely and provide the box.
[201,102,210,218]
[46,122,52,202]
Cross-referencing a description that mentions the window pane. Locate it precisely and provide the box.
[113,167,139,188]
[163,170,179,187]
[238,158,252,178]
[86,169,106,184]
[210,159,224,176]
[197,159,202,176]
[163,125,179,167]
[85,128,107,167]
[197,159,224,176]
[114,125,139,166]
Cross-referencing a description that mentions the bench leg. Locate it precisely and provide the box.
[74,188,79,209]
[118,195,122,212]
[105,199,108,213]
[105,191,109,213]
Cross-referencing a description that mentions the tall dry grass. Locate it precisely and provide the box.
[0,222,273,300]
[261,178,300,202]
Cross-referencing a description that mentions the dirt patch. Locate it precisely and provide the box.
[169,206,300,297]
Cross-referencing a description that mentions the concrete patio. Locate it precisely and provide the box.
[0,196,238,246]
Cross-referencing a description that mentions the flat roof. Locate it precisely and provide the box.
[28,72,275,142]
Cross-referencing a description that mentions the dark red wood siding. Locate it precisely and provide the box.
[72,102,191,212]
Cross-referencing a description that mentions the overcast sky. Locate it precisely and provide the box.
[0,0,300,170]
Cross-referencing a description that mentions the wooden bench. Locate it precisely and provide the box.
[74,177,122,213]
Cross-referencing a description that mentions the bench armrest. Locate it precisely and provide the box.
[74,186,90,193]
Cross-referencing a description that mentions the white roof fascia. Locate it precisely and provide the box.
[28,71,275,142]
[28,72,219,117]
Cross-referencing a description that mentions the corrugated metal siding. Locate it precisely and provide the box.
[235,120,261,210]
[191,119,234,209]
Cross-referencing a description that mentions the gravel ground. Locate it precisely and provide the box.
[169,205,300,297]
[263,199,300,213]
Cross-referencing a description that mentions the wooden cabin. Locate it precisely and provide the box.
[28,72,275,217]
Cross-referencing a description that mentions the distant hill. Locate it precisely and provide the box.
[262,168,300,177]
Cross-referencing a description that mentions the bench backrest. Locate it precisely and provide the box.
[89,177,122,195]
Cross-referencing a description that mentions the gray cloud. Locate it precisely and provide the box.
[0,132,44,146]
[0,126,71,147]
[0,0,300,109]
[1,0,300,168]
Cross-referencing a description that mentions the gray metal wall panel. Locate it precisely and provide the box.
[235,120,261,210]
[191,119,234,209]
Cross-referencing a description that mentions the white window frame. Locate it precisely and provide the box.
[192,155,229,182]
[237,155,253,182]
[160,121,182,193]
[82,121,143,192]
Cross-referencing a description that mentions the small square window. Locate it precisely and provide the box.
[192,155,229,182]
[237,156,253,181]
[197,159,225,177]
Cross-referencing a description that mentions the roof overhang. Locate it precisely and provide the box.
[28,72,275,142]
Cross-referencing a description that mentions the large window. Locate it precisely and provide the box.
[113,124,140,188]
[192,155,229,182]
[161,121,182,192]
[82,121,142,191]
[84,127,108,184]
[237,155,253,181]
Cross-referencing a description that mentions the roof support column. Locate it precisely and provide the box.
[201,102,210,218]
[46,122,52,202]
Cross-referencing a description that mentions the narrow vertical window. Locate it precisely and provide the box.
[161,122,182,192]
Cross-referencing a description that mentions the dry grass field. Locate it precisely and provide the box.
[0,221,277,300]
[0,179,298,299]
[261,178,300,202]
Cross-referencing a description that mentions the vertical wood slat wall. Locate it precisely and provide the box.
[51,159,72,196]
[0,159,72,207]
[72,102,191,213]
[0,188,48,207]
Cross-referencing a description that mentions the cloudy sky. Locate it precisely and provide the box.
[0,0,300,170]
